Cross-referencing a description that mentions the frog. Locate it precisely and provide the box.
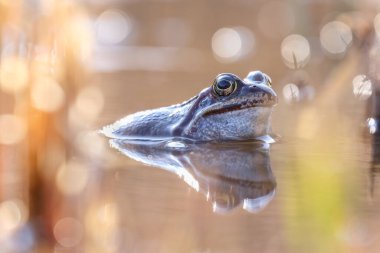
[101,71,278,142]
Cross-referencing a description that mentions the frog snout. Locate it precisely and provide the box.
[267,92,278,105]
[246,85,278,105]
[263,91,278,105]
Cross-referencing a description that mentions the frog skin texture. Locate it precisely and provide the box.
[101,71,278,141]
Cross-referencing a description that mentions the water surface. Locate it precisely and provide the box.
[92,68,380,253]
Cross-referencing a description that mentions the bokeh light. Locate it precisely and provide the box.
[257,1,295,39]
[53,217,83,247]
[95,9,132,45]
[212,28,241,61]
[283,83,300,103]
[31,76,65,112]
[0,57,29,94]
[75,86,104,116]
[60,12,94,60]
[237,27,256,57]
[211,27,254,63]
[85,202,120,251]
[320,21,352,57]
[71,86,104,125]
[0,115,27,145]
[0,199,27,239]
[4,223,36,252]
[352,74,372,100]
[56,160,89,196]
[283,80,315,104]
[281,34,310,69]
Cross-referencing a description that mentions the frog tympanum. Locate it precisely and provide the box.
[102,71,277,141]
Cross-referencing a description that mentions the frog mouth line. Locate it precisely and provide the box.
[204,99,273,116]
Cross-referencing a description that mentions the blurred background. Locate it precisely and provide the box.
[1,0,380,252]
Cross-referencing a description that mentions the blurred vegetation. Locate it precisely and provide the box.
[0,0,379,253]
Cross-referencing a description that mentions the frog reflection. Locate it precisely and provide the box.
[110,140,276,213]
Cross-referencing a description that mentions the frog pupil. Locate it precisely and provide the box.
[217,79,232,90]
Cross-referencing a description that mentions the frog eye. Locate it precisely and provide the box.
[264,74,272,87]
[246,71,272,87]
[213,74,237,96]
[247,71,265,83]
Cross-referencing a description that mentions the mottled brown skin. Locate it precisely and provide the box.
[101,71,277,141]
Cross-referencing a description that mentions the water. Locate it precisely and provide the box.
[100,135,378,253]
[88,66,380,253]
